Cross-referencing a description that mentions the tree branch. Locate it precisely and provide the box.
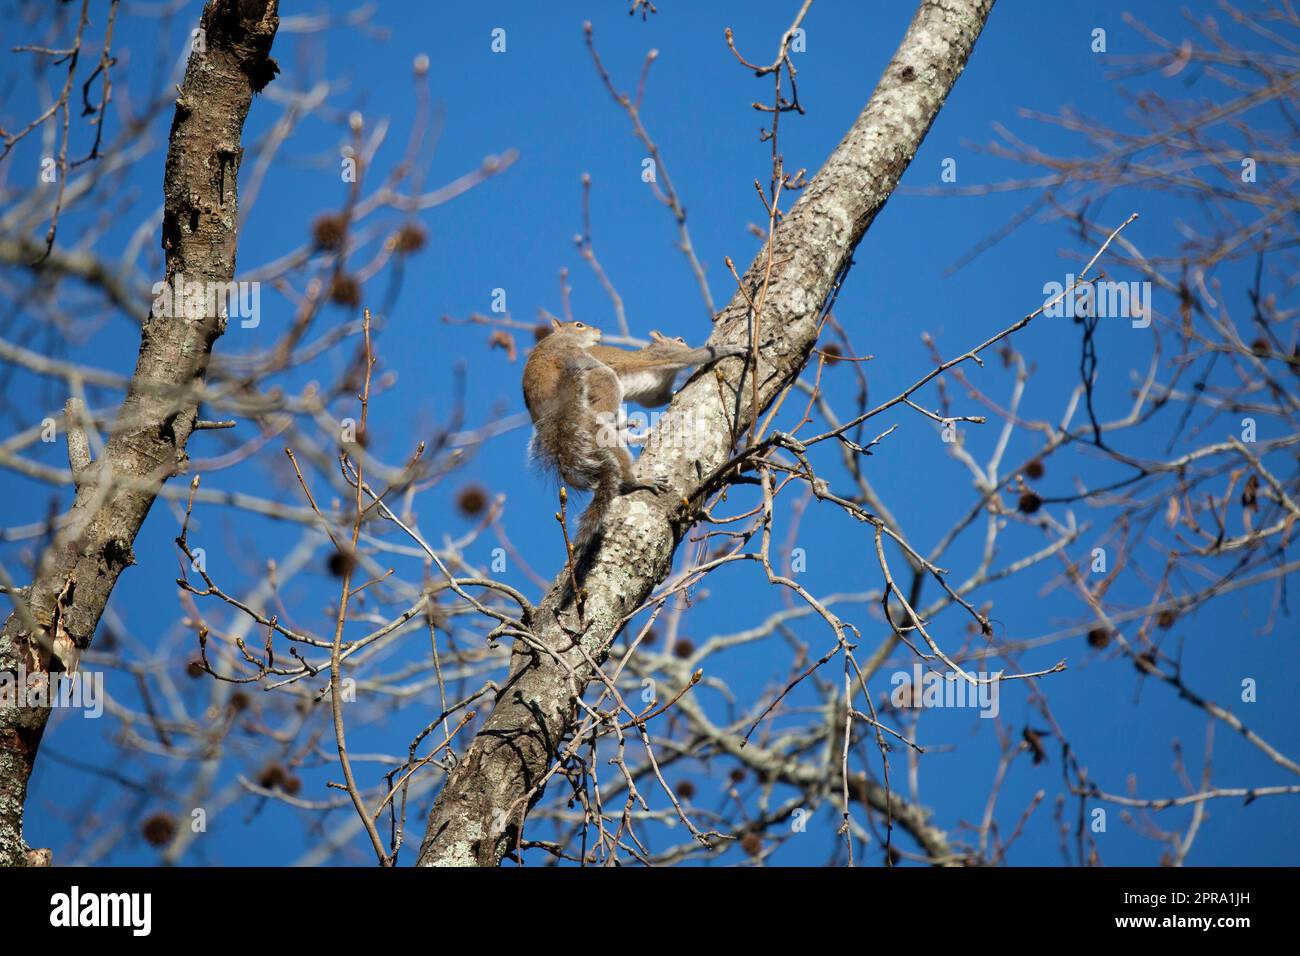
[416,0,998,867]
[0,0,279,867]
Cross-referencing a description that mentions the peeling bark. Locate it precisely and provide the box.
[0,0,279,867]
[417,0,997,867]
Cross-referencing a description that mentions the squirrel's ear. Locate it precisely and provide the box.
[648,330,666,342]
[550,318,563,332]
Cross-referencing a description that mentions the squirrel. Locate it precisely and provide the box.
[522,319,747,545]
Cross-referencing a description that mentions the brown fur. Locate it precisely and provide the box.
[522,320,666,545]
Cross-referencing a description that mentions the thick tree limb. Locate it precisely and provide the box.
[417,0,997,867]
[0,0,279,867]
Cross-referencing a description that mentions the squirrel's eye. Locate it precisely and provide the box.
[574,322,585,329]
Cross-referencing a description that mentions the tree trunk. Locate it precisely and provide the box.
[0,0,279,867]
[417,0,998,867]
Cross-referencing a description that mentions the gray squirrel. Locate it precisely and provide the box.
[522,319,747,543]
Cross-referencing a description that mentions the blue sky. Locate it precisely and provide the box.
[3,0,1297,865]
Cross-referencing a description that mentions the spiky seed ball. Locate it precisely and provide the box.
[328,274,361,308]
[456,484,489,517]
[141,812,178,847]
[311,213,346,251]
[394,223,427,254]
[257,763,289,790]
[326,549,358,579]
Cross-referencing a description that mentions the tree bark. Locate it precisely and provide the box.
[417,0,997,867]
[0,0,279,867]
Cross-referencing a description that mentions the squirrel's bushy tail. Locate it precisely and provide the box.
[575,476,618,551]
[555,472,618,602]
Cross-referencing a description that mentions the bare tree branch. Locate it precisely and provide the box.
[0,0,280,867]
[416,0,999,868]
